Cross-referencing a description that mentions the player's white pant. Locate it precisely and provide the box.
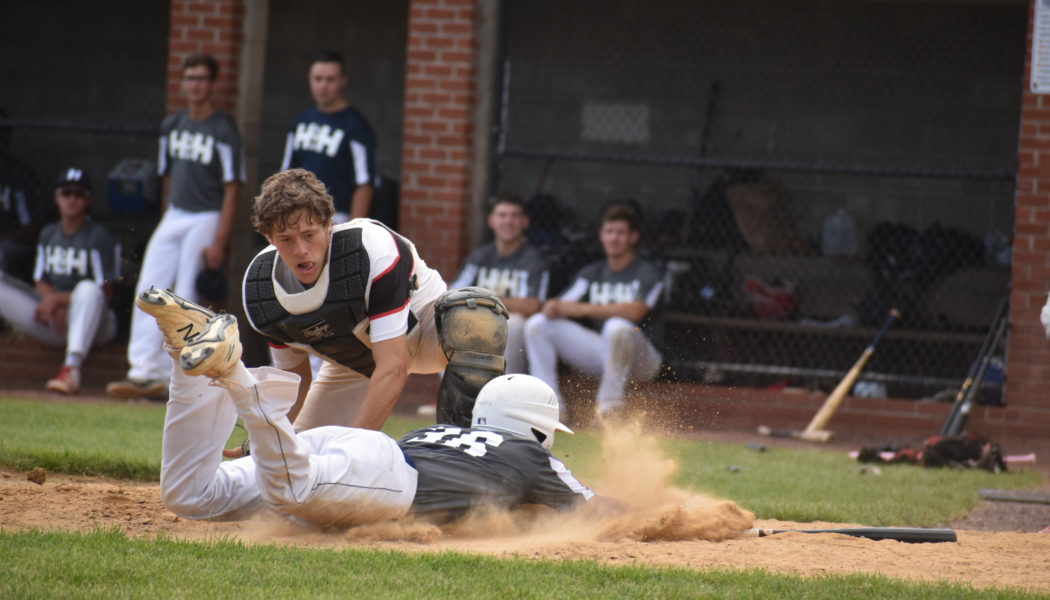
[126,207,220,381]
[524,314,662,414]
[504,312,528,374]
[160,364,417,529]
[0,274,117,361]
[292,298,448,431]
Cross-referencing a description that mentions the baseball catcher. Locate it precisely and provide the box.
[240,168,507,431]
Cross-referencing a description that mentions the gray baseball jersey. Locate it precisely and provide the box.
[562,256,665,344]
[33,219,120,292]
[158,109,245,213]
[399,425,594,520]
[450,242,550,300]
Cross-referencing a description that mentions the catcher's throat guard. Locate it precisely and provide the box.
[434,286,509,426]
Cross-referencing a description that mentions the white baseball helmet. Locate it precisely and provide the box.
[471,374,573,449]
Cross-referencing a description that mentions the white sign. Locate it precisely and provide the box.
[1033,0,1050,93]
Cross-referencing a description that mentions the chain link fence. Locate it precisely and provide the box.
[492,0,1024,400]
[0,0,170,340]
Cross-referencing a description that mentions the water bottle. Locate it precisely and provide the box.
[822,208,858,258]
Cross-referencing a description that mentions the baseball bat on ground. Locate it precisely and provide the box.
[747,526,957,543]
[758,308,900,443]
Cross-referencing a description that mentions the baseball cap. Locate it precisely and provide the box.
[55,167,93,194]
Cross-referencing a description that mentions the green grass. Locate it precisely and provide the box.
[0,396,1040,526]
[0,529,1040,600]
[0,397,430,481]
[665,437,1039,525]
[0,397,166,479]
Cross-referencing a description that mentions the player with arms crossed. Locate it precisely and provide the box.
[241,168,508,431]
[134,289,605,528]
[281,51,376,224]
[524,202,665,420]
[0,168,121,393]
[450,192,550,373]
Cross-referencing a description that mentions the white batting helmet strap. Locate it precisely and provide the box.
[471,374,572,450]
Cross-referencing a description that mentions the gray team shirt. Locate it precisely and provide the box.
[399,425,594,520]
[562,256,665,344]
[33,219,120,292]
[450,242,550,300]
[158,109,245,212]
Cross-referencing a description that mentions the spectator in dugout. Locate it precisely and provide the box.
[524,202,665,421]
[449,192,551,374]
[0,168,121,394]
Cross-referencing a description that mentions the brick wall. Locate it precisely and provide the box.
[399,0,480,277]
[166,0,245,115]
[1005,0,1050,442]
[0,337,129,393]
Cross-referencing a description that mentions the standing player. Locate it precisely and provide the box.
[0,168,120,394]
[450,192,550,373]
[106,53,245,400]
[242,168,507,431]
[524,203,665,420]
[281,51,376,224]
[134,291,599,528]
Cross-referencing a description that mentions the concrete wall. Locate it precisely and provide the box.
[0,1,169,218]
[495,0,1026,242]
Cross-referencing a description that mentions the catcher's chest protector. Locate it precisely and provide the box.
[243,229,376,376]
[434,286,510,426]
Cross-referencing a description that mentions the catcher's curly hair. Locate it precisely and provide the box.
[251,168,335,236]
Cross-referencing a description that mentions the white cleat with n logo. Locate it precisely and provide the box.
[180,313,243,382]
[135,287,217,357]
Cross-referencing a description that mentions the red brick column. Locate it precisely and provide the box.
[1002,0,1050,442]
[165,0,244,115]
[400,0,480,278]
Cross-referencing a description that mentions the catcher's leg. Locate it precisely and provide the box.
[433,286,509,426]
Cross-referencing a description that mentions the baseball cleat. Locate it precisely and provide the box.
[106,378,167,400]
[180,313,242,380]
[45,365,80,395]
[135,286,216,356]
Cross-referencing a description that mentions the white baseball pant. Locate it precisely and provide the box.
[126,207,219,381]
[160,363,417,529]
[0,274,117,363]
[524,314,662,414]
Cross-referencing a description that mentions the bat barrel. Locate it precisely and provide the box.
[748,527,957,543]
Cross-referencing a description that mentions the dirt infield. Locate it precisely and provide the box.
[2,468,1049,593]
[3,390,1049,593]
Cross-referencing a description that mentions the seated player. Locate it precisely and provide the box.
[449,192,550,373]
[524,203,665,420]
[0,167,120,394]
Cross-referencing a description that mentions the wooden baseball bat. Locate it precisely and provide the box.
[796,308,900,442]
[747,526,957,543]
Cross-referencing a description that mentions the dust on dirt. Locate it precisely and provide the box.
[2,422,1049,594]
